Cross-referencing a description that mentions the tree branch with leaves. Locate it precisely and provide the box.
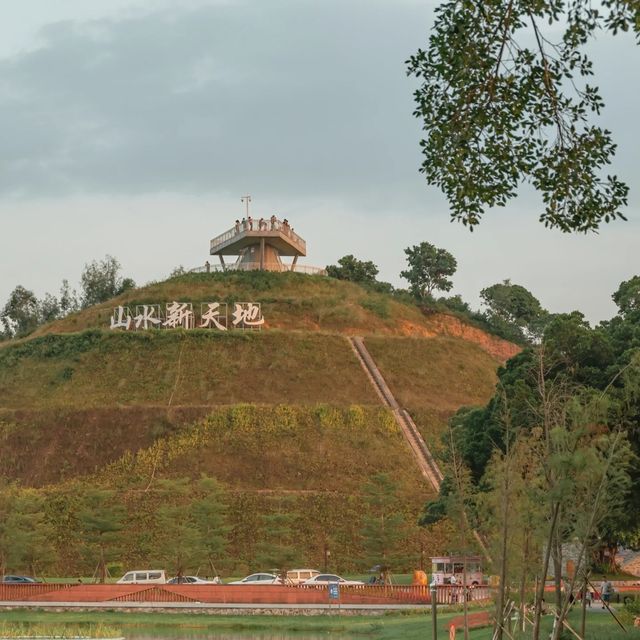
[407,0,637,232]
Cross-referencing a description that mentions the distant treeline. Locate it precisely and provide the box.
[0,255,136,340]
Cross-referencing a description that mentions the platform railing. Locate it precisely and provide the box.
[190,262,327,276]
[210,219,307,253]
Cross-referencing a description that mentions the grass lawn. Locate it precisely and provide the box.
[1,607,638,639]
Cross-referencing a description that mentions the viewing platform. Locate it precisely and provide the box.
[210,219,306,257]
[209,215,320,273]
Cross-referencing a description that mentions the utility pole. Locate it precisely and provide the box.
[431,582,438,640]
[241,195,252,217]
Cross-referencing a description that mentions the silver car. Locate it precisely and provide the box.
[228,573,283,585]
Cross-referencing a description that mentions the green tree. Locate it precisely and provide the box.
[480,280,548,342]
[0,285,40,338]
[360,473,409,573]
[407,0,636,232]
[169,265,187,278]
[39,293,61,324]
[0,480,16,576]
[5,490,56,577]
[400,242,457,300]
[154,478,201,578]
[255,496,301,580]
[190,475,229,577]
[77,489,126,583]
[612,275,640,317]
[80,255,135,308]
[480,429,546,637]
[326,255,379,283]
[58,279,79,316]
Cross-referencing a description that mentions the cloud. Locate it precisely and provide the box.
[0,0,437,207]
[0,1,638,326]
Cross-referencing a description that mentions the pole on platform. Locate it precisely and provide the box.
[431,584,438,640]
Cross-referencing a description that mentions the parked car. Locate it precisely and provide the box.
[116,570,166,584]
[302,573,364,586]
[228,573,283,585]
[167,575,220,585]
[287,569,320,585]
[1,575,40,584]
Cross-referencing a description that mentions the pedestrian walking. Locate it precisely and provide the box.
[450,574,458,603]
[601,578,612,609]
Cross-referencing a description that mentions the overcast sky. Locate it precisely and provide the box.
[1,0,638,324]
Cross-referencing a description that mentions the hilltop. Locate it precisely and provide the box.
[30,271,519,360]
[0,271,517,574]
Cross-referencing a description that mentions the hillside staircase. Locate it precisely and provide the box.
[348,336,444,492]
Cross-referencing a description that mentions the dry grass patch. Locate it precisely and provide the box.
[364,335,499,413]
[0,330,377,409]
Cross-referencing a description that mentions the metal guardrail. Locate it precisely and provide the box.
[349,336,443,492]
[210,218,307,253]
[0,583,493,605]
[298,583,493,604]
[190,262,327,276]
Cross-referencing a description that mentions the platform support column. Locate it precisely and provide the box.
[291,255,299,272]
[218,255,226,272]
[260,238,265,271]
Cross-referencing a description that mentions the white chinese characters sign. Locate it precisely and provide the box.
[110,302,263,331]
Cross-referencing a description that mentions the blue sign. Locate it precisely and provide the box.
[328,583,340,600]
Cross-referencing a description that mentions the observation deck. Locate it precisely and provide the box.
[210,219,306,257]
[209,217,309,272]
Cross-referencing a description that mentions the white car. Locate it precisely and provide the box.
[228,573,283,585]
[302,573,364,586]
[167,575,220,585]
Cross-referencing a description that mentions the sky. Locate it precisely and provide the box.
[0,0,638,324]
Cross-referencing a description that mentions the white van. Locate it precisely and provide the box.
[117,570,167,584]
[286,569,320,585]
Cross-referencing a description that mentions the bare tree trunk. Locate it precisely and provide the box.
[99,546,106,584]
[494,489,510,640]
[580,575,588,639]
[533,502,560,640]
[553,534,563,610]
[518,530,529,633]
[463,559,469,640]
[550,431,625,640]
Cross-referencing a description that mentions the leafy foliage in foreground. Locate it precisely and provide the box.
[407,0,638,231]
[424,278,640,565]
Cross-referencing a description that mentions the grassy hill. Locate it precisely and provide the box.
[0,271,514,575]
[30,271,518,360]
